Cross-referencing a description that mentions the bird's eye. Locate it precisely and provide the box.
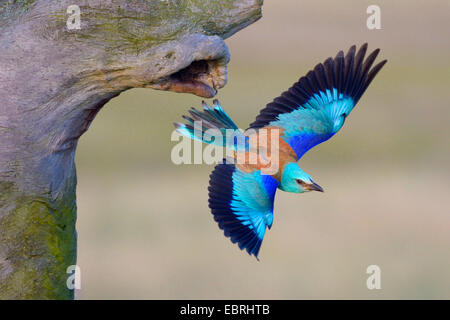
[296,179,309,187]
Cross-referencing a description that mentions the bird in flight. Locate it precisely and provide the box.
[174,44,387,259]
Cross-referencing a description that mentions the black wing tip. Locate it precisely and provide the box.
[372,59,388,72]
[324,43,385,100]
[209,163,264,258]
[249,43,386,129]
[377,59,388,67]
[347,44,357,56]
[336,50,345,58]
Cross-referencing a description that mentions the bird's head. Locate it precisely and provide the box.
[279,162,324,194]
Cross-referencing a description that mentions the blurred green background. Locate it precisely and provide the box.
[75,0,450,299]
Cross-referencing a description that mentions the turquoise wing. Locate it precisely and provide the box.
[208,161,279,258]
[249,44,387,159]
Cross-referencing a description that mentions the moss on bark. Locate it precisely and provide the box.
[0,181,76,299]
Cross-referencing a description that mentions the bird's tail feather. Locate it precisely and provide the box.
[174,100,247,150]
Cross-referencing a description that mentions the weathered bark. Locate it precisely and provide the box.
[0,0,262,299]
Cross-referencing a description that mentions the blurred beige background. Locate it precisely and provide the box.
[75,0,450,299]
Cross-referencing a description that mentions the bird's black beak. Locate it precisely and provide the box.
[307,181,324,192]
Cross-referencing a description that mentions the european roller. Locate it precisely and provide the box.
[174,44,387,259]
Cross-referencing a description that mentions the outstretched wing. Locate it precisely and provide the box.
[208,161,279,258]
[249,43,387,159]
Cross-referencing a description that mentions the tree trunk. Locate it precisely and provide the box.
[0,0,262,299]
